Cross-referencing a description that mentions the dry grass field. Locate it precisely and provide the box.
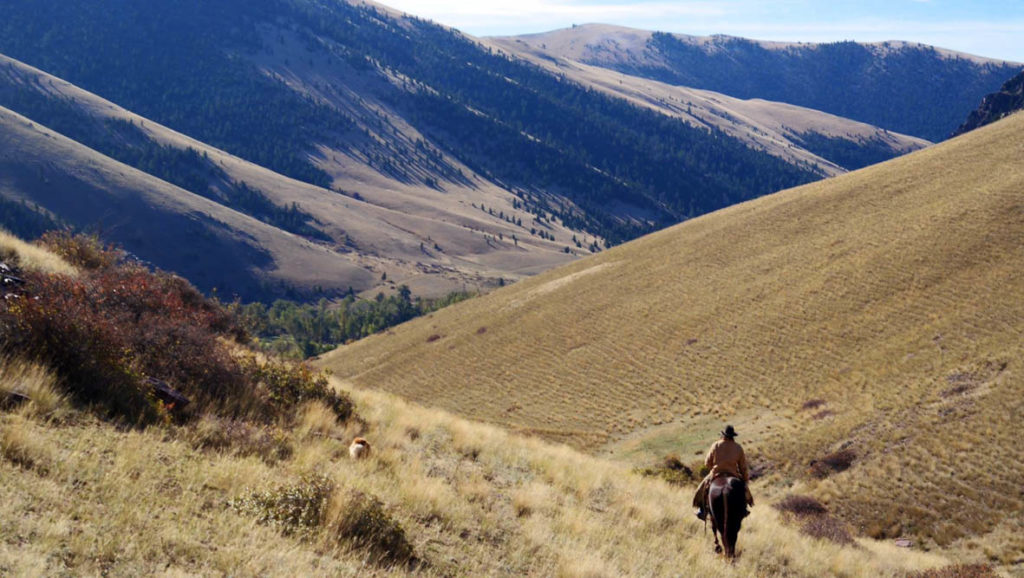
[320,112,1024,568]
[0,183,999,576]
[1,361,952,576]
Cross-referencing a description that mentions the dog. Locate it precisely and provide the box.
[349,437,371,460]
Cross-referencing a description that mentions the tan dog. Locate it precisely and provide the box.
[349,437,371,460]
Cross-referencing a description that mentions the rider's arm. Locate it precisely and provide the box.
[705,442,716,470]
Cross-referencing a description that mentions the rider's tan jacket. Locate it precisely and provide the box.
[705,438,749,482]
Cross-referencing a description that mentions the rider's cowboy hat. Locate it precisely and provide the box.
[721,425,738,438]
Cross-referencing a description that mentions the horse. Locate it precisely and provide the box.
[707,476,748,558]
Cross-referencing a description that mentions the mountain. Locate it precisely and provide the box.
[320,112,1024,558]
[485,34,929,175]
[0,0,937,302]
[497,24,1021,141]
[0,53,581,300]
[954,69,1024,136]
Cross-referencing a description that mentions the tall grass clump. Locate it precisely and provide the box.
[0,355,67,419]
[0,232,352,427]
[230,473,415,566]
[0,228,78,277]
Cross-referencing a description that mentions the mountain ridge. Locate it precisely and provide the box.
[497,23,1021,141]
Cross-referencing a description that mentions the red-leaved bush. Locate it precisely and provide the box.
[0,234,351,426]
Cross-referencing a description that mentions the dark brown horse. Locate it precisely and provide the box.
[707,476,748,557]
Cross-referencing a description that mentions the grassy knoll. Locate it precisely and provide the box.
[319,112,1024,566]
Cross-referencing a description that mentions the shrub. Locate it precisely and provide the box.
[634,454,696,486]
[809,448,856,478]
[908,565,997,578]
[329,490,415,565]
[775,494,854,545]
[187,415,293,462]
[774,494,828,517]
[231,477,415,566]
[1,270,164,423]
[0,233,350,427]
[230,474,334,537]
[802,399,826,410]
[37,231,119,271]
[242,356,353,423]
[800,515,854,545]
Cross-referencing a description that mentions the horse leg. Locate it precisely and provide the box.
[708,495,723,554]
[723,491,733,558]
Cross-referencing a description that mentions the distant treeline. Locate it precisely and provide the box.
[232,286,474,359]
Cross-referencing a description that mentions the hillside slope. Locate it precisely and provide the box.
[320,113,1024,561]
[0,53,581,300]
[0,232,953,576]
[499,24,1021,141]
[0,106,375,299]
[0,0,936,260]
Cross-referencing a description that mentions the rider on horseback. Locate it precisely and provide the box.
[694,425,754,521]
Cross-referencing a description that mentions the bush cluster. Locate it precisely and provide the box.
[330,490,415,565]
[774,494,828,517]
[241,356,353,423]
[0,233,351,426]
[908,564,997,578]
[774,494,854,545]
[633,454,698,487]
[809,448,856,479]
[230,474,334,537]
[230,476,415,566]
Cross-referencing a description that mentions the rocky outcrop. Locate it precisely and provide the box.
[953,69,1024,136]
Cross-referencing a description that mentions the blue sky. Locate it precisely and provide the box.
[382,0,1024,62]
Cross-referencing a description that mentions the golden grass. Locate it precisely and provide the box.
[0,378,953,576]
[0,355,68,420]
[319,112,1024,565]
[0,229,77,277]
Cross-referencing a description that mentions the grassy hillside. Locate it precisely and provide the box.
[320,112,1024,565]
[0,231,959,576]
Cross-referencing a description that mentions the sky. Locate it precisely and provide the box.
[380,0,1024,62]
